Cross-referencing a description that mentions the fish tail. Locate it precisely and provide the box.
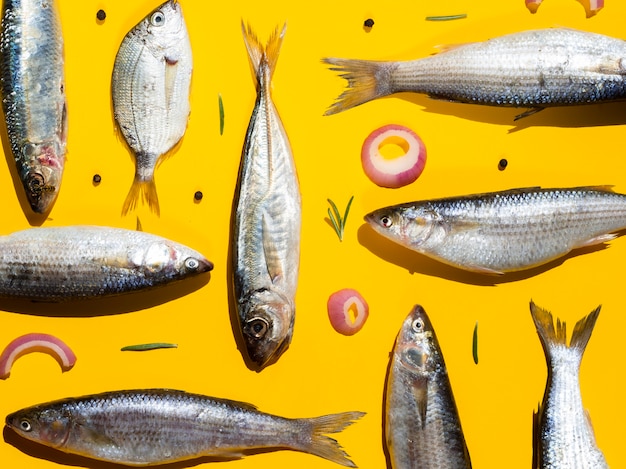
[122,177,160,217]
[322,58,394,115]
[241,21,286,88]
[530,300,600,363]
[297,411,365,468]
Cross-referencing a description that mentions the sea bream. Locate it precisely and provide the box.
[231,24,301,369]
[366,186,626,275]
[5,389,364,467]
[112,0,192,216]
[0,0,67,213]
[324,28,626,119]
[0,225,211,301]
[530,301,608,468]
[385,305,471,468]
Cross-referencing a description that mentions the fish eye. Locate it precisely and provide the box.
[380,215,393,228]
[411,318,424,333]
[245,318,269,339]
[19,420,32,432]
[150,11,165,26]
[184,257,199,271]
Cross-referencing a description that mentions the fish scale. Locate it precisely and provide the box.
[5,389,364,467]
[324,28,626,117]
[366,186,626,274]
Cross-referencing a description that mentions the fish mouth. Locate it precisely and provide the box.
[245,335,291,369]
[25,171,60,214]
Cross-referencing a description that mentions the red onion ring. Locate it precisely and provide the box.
[327,289,369,335]
[0,333,77,379]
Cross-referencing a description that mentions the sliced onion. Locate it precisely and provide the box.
[587,0,604,14]
[361,124,426,188]
[525,0,543,13]
[327,289,369,335]
[0,333,77,379]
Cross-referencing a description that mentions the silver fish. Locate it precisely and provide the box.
[324,28,626,119]
[232,24,301,369]
[530,301,608,468]
[112,0,192,216]
[5,389,364,467]
[0,225,211,301]
[0,0,67,213]
[385,305,471,469]
[365,186,626,274]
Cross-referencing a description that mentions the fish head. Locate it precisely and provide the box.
[240,288,294,369]
[133,241,213,280]
[365,204,436,249]
[394,305,441,375]
[6,405,72,448]
[22,141,65,214]
[138,0,187,55]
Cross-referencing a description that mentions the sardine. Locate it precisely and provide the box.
[324,28,626,119]
[365,186,626,274]
[385,305,471,469]
[0,0,67,213]
[530,301,608,468]
[112,0,192,216]
[0,225,211,301]
[5,388,364,467]
[231,24,301,369]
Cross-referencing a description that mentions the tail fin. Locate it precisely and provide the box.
[297,411,365,467]
[122,177,160,217]
[529,300,600,364]
[322,58,394,115]
[241,22,286,89]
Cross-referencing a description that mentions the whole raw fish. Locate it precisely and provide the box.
[324,28,626,119]
[5,388,364,467]
[0,0,67,213]
[232,24,301,369]
[385,305,471,468]
[112,0,192,216]
[0,225,211,301]
[365,186,626,274]
[530,301,608,468]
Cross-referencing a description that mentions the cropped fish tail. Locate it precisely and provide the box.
[297,411,365,467]
[122,176,160,217]
[323,58,395,115]
[529,300,600,363]
[241,21,286,88]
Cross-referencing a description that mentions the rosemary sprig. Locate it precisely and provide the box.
[121,343,178,352]
[472,321,479,364]
[218,93,225,135]
[425,13,467,21]
[327,196,354,241]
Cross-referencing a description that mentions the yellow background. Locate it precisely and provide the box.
[1,0,626,468]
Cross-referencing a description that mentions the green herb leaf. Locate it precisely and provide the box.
[121,343,178,352]
[472,322,478,364]
[425,13,467,21]
[218,94,225,135]
[327,196,354,241]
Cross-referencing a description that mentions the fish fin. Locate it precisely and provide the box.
[297,411,365,468]
[575,233,617,249]
[261,213,283,284]
[526,0,543,14]
[569,305,601,354]
[136,217,143,231]
[463,264,505,275]
[122,177,160,217]
[514,107,544,120]
[241,22,286,88]
[164,59,179,113]
[322,57,394,115]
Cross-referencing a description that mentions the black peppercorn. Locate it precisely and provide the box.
[498,159,508,171]
[96,9,106,21]
[194,191,203,201]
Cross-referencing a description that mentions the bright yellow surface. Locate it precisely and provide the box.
[2,0,626,468]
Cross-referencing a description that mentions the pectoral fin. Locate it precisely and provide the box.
[575,233,617,249]
[412,376,429,429]
[262,213,283,284]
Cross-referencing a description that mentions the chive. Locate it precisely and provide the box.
[218,94,224,135]
[425,14,467,21]
[327,196,354,241]
[472,322,478,364]
[121,343,178,351]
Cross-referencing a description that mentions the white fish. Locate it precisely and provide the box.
[0,0,67,214]
[112,0,192,216]
[530,301,608,468]
[232,23,301,369]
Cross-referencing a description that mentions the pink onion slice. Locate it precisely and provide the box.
[587,0,604,14]
[0,333,77,379]
[361,124,426,188]
[327,289,369,335]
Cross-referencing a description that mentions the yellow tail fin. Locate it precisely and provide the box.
[122,177,160,217]
[241,22,286,89]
